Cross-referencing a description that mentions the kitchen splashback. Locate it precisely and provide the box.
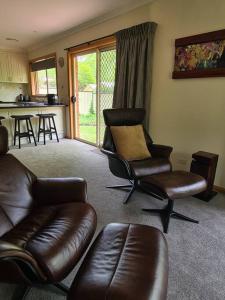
[0,83,28,102]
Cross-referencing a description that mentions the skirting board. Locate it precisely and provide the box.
[214,185,225,193]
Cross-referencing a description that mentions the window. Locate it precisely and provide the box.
[30,54,57,95]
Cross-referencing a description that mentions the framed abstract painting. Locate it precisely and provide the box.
[173,29,225,79]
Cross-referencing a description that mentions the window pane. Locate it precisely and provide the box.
[36,70,47,94]
[32,68,57,95]
[99,49,116,143]
[75,52,97,144]
[47,68,57,94]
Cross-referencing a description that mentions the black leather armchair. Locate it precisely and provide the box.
[101,108,173,203]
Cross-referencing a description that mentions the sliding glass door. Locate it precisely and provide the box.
[70,47,116,146]
[74,52,97,144]
[99,48,116,143]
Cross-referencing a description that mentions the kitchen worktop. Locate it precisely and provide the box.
[0,102,66,109]
[0,102,66,144]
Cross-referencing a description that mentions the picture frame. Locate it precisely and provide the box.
[172,29,225,79]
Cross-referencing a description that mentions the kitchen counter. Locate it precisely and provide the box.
[0,102,66,109]
[0,103,67,145]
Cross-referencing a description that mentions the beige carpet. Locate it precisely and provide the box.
[1,139,225,300]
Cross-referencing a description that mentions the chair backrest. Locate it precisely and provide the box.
[102,108,153,152]
[0,126,36,237]
[0,126,8,155]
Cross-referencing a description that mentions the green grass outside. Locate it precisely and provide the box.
[79,126,96,143]
[78,114,105,143]
[79,114,96,125]
[79,114,96,143]
[79,113,104,125]
[79,126,105,144]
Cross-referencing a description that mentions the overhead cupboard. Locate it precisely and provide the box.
[0,51,29,83]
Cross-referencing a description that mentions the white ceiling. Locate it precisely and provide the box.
[0,0,152,51]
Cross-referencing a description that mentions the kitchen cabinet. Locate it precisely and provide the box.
[0,53,9,82]
[0,51,29,83]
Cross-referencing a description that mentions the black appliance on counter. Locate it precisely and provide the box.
[18,94,30,102]
[18,94,25,101]
[47,94,58,105]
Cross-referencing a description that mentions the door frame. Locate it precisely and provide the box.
[67,36,116,142]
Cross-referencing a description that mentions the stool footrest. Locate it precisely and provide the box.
[140,171,206,232]
[15,132,33,138]
[68,223,168,300]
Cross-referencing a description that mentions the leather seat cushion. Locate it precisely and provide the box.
[129,157,171,178]
[68,223,168,300]
[1,202,96,282]
[141,171,207,200]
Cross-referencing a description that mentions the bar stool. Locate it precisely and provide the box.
[36,113,59,145]
[0,116,5,125]
[11,115,37,149]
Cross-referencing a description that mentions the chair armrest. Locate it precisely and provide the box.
[101,148,123,160]
[101,148,132,168]
[33,177,87,206]
[149,144,173,158]
[0,126,9,155]
[0,240,47,281]
[100,148,132,178]
[0,240,22,253]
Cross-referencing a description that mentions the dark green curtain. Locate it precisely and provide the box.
[113,22,157,127]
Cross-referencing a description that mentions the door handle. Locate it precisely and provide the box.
[71,96,76,103]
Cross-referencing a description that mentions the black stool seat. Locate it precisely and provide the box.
[36,113,56,118]
[0,116,5,125]
[11,115,34,119]
[11,114,37,149]
[141,171,207,233]
[36,113,59,145]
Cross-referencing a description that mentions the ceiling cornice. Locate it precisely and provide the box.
[0,47,28,54]
[28,0,153,52]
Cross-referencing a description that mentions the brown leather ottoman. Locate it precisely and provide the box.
[68,223,168,300]
[140,171,207,233]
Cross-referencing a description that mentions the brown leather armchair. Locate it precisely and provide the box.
[101,108,173,203]
[0,126,97,300]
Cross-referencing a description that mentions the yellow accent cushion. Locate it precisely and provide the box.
[110,125,151,161]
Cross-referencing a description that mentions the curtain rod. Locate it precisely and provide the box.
[64,34,115,51]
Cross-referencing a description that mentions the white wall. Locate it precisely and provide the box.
[0,83,28,102]
[149,0,225,187]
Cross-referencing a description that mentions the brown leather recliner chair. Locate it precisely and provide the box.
[101,108,173,203]
[0,126,97,300]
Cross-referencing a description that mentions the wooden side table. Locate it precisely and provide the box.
[190,151,218,201]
